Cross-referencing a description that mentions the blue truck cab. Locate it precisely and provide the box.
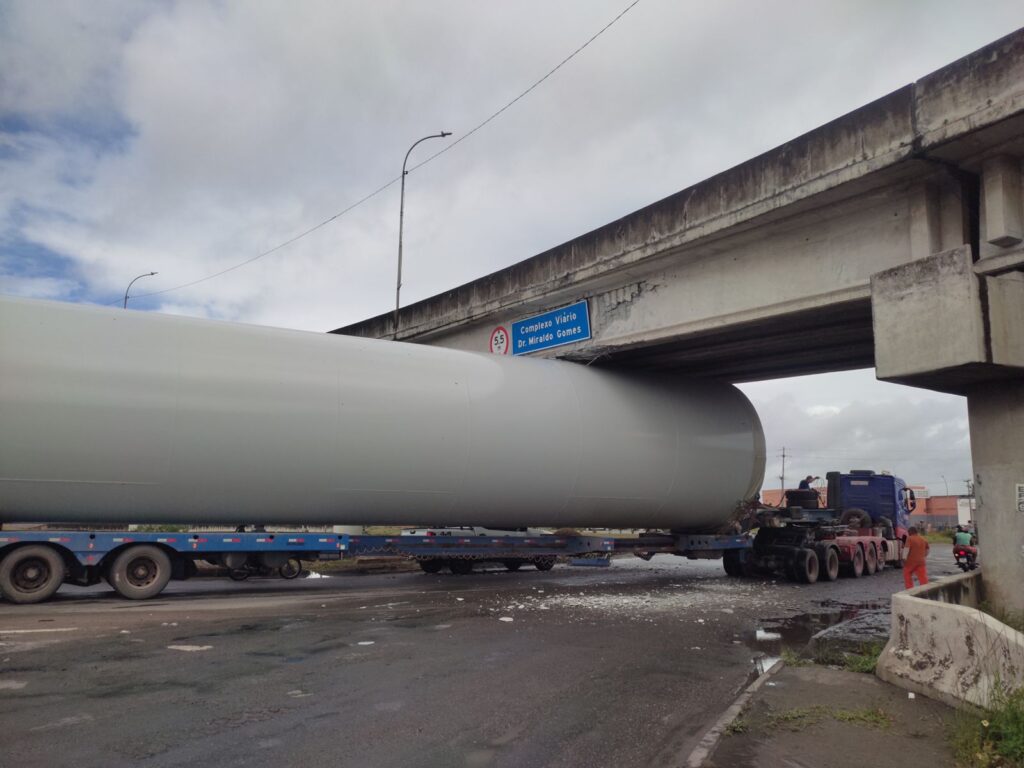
[827,470,915,539]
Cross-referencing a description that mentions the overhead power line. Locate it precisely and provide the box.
[127,0,642,304]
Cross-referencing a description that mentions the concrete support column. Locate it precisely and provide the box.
[873,245,1024,616]
[966,381,1024,616]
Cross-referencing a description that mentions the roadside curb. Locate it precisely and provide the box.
[684,659,785,768]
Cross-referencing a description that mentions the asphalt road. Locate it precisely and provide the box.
[0,552,958,768]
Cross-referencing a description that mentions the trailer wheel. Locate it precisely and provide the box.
[419,559,445,574]
[0,545,65,604]
[821,548,840,581]
[502,560,523,572]
[279,558,303,579]
[533,557,556,572]
[848,546,865,578]
[449,559,474,575]
[109,545,172,600]
[863,544,877,575]
[793,549,819,584]
[723,549,742,577]
[874,544,886,572]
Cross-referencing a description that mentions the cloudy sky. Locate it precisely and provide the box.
[3,1,1020,495]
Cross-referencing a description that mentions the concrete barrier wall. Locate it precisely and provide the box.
[877,571,1024,708]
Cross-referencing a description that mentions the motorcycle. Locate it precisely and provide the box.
[953,544,979,572]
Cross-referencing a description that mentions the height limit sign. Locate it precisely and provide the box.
[489,326,510,355]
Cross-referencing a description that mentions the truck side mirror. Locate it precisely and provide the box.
[906,488,917,512]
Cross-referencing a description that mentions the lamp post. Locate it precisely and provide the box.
[123,272,158,308]
[394,131,451,338]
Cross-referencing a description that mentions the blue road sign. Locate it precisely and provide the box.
[512,300,591,355]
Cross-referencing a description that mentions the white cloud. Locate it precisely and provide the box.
[739,370,972,494]
[4,0,1022,328]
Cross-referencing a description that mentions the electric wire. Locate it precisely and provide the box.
[125,0,642,304]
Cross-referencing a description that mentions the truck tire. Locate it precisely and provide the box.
[840,508,872,530]
[279,558,303,579]
[533,556,556,572]
[108,545,172,600]
[723,549,742,577]
[793,549,819,584]
[875,544,886,572]
[821,547,840,581]
[419,559,445,574]
[502,560,523,572]
[449,558,474,575]
[0,545,65,604]
[863,544,877,575]
[847,546,865,578]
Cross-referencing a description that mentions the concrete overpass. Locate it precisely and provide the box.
[336,30,1024,612]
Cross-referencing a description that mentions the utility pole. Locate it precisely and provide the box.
[779,446,787,491]
[123,272,158,308]
[394,131,451,339]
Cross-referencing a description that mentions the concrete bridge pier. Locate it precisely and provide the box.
[873,155,1024,615]
[966,382,1024,615]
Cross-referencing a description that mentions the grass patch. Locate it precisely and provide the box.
[724,717,748,735]
[811,641,885,673]
[780,647,811,667]
[951,686,1024,768]
[833,706,893,730]
[979,602,1024,635]
[765,705,828,731]
[923,530,955,544]
[764,704,894,733]
[841,641,885,674]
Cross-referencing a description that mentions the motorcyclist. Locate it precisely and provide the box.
[953,525,978,563]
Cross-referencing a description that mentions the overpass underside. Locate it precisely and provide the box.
[594,299,875,381]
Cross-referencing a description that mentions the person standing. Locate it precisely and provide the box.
[798,475,819,490]
[903,526,930,588]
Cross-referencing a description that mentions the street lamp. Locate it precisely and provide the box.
[123,272,158,308]
[394,131,451,338]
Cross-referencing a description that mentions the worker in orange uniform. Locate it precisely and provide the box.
[902,526,930,589]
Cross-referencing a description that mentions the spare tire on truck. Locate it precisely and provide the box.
[840,508,872,530]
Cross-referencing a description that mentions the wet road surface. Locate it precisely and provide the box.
[0,552,957,768]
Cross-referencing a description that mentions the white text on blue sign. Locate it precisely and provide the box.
[512,300,591,355]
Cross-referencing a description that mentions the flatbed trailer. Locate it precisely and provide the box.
[0,529,630,604]
[0,521,899,604]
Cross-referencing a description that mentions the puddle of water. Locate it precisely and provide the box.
[746,599,891,675]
